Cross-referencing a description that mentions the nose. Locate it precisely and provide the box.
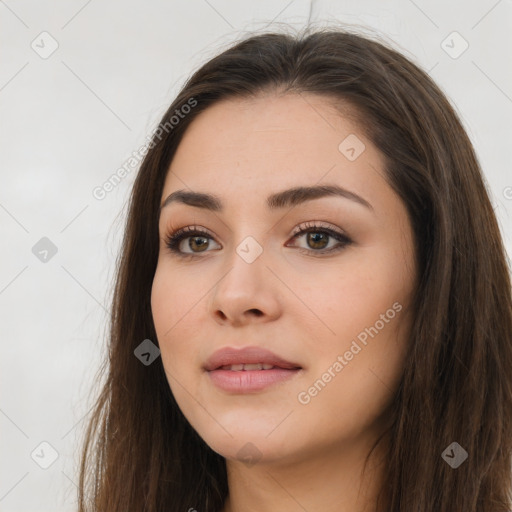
[208,244,282,327]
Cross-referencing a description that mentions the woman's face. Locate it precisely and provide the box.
[151,93,417,465]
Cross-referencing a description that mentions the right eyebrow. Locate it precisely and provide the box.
[160,183,374,213]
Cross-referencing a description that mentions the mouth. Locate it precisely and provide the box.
[217,363,291,371]
[204,346,302,393]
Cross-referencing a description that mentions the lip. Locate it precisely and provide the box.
[204,346,302,393]
[204,346,301,371]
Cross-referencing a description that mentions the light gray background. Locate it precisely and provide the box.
[1,1,511,510]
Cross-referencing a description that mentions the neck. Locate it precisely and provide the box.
[221,434,388,512]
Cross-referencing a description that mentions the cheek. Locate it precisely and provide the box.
[151,271,201,430]
[295,245,413,419]
[151,262,208,335]
[151,267,174,349]
[302,249,411,349]
[296,302,410,445]
[150,266,199,374]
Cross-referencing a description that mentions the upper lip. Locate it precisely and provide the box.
[204,346,302,371]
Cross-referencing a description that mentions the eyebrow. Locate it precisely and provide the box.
[160,184,373,213]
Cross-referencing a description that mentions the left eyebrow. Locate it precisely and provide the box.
[160,184,374,213]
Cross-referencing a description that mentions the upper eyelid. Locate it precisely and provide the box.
[167,221,345,240]
[290,221,347,237]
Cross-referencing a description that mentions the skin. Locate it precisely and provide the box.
[151,92,417,512]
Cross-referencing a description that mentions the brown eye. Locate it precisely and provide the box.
[164,226,220,258]
[287,222,352,256]
[164,222,352,260]
[186,236,210,253]
[306,232,330,250]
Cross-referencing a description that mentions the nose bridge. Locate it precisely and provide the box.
[207,225,280,323]
[222,231,267,290]
[223,208,269,266]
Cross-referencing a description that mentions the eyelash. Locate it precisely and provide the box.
[163,221,352,260]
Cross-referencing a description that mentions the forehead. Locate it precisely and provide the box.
[161,93,388,211]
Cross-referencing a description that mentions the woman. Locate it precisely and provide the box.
[78,27,512,512]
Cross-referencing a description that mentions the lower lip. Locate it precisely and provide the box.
[207,368,301,392]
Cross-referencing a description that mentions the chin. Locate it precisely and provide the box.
[194,421,296,464]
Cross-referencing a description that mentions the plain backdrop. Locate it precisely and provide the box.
[1,1,511,510]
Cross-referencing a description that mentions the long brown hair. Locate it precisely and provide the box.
[77,27,512,511]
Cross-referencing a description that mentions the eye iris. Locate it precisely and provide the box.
[189,236,209,252]
[307,232,328,249]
